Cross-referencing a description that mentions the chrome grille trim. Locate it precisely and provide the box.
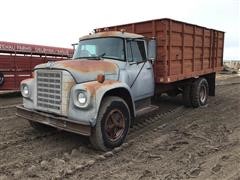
[36,70,62,114]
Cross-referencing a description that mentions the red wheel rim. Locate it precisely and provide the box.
[104,109,125,142]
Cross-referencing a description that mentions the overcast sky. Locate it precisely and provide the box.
[0,0,239,60]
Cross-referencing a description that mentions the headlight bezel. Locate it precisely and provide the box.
[21,84,30,98]
[73,90,90,108]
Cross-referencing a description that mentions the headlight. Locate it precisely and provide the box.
[21,84,30,97]
[78,92,87,105]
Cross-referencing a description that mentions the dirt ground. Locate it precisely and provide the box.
[0,74,239,180]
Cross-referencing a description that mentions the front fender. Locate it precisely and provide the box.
[96,81,135,119]
[70,80,135,126]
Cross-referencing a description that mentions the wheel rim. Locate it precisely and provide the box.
[199,85,207,103]
[104,109,125,142]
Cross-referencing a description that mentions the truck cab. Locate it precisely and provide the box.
[17,31,157,151]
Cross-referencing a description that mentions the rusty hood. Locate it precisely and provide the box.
[35,59,119,83]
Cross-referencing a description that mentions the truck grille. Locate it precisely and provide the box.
[36,70,62,114]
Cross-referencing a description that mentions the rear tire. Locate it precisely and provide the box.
[90,96,130,151]
[191,78,209,108]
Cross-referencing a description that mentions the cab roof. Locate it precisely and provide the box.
[79,31,144,40]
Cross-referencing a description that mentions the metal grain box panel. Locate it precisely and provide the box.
[97,18,224,83]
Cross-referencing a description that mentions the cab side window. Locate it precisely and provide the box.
[126,40,146,63]
[126,41,133,61]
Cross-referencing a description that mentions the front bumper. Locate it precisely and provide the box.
[16,105,91,136]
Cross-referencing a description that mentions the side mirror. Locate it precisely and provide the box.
[148,39,156,63]
[71,43,78,59]
[72,43,78,51]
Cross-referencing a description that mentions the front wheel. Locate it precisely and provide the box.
[90,96,130,151]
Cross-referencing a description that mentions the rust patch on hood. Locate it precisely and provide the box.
[55,60,118,74]
[35,59,119,84]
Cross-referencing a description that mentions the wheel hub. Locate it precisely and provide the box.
[200,85,207,103]
[104,109,125,142]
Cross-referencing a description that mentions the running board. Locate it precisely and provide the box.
[136,105,159,118]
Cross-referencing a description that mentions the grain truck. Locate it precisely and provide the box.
[16,19,224,151]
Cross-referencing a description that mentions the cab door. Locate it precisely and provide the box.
[125,39,154,101]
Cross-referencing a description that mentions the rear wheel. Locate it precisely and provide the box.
[90,96,130,151]
[191,78,209,108]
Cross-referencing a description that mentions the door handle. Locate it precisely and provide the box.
[146,67,152,70]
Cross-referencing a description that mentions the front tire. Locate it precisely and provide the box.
[90,96,130,151]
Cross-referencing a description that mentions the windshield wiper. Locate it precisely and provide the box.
[95,53,106,60]
[89,53,106,60]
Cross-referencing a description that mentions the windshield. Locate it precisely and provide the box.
[73,37,125,61]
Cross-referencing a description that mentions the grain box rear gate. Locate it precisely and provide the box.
[97,18,224,84]
[0,41,73,91]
